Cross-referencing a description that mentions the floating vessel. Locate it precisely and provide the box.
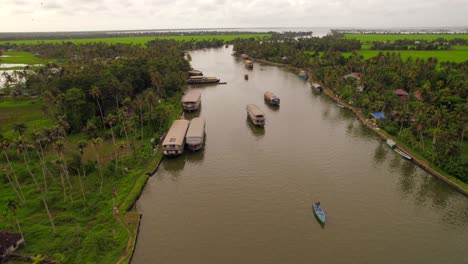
[386,139,396,148]
[162,120,190,157]
[244,60,254,69]
[336,103,345,108]
[188,70,203,76]
[394,147,412,160]
[298,70,309,79]
[264,91,280,106]
[312,82,322,92]
[244,74,249,80]
[187,76,220,84]
[246,104,265,127]
[181,91,201,111]
[312,202,326,224]
[185,117,205,151]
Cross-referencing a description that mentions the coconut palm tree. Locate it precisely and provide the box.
[92,137,104,194]
[90,85,105,128]
[0,139,26,203]
[7,199,25,245]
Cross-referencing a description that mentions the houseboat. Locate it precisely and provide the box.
[185,117,205,151]
[386,139,396,148]
[162,120,190,156]
[246,104,265,127]
[181,91,201,111]
[241,54,250,59]
[264,91,280,106]
[187,76,220,84]
[244,60,254,69]
[188,70,203,76]
[244,74,249,80]
[298,70,309,79]
[312,83,322,92]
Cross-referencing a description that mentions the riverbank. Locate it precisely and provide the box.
[320,86,468,196]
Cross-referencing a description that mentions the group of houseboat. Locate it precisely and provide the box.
[162,118,206,156]
[246,91,280,128]
[181,91,201,111]
[187,69,220,85]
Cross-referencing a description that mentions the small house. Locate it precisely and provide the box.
[394,89,409,102]
[344,72,364,92]
[0,232,24,259]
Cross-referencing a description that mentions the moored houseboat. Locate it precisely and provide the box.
[188,70,203,76]
[264,91,280,106]
[244,60,254,69]
[246,104,265,127]
[187,76,220,84]
[185,117,205,151]
[386,139,396,149]
[241,54,250,59]
[181,91,201,111]
[312,82,322,92]
[298,70,309,79]
[162,120,190,156]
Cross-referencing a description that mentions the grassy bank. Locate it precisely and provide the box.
[0,98,176,263]
[343,33,468,42]
[0,34,271,46]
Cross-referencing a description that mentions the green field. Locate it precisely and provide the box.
[344,33,468,42]
[0,51,56,65]
[0,33,271,46]
[342,45,468,63]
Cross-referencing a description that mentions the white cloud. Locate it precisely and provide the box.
[0,0,466,32]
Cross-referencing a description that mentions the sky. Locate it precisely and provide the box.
[0,0,467,32]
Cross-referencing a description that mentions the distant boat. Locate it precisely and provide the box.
[336,103,345,108]
[298,70,309,79]
[386,139,396,149]
[394,147,412,160]
[312,202,326,224]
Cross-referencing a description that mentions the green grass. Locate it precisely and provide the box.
[0,34,271,46]
[341,45,468,63]
[1,51,55,64]
[344,33,468,42]
[0,98,54,138]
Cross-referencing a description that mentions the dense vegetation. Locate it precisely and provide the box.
[0,39,206,262]
[0,33,271,46]
[343,33,468,42]
[233,35,468,184]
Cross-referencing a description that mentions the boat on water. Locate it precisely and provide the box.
[298,70,309,79]
[244,74,249,80]
[188,70,203,76]
[244,60,254,69]
[181,91,201,111]
[336,103,345,108]
[312,202,326,224]
[162,120,190,157]
[246,104,265,127]
[187,76,220,84]
[394,147,412,160]
[264,91,280,106]
[185,117,205,151]
[312,83,322,92]
[386,139,396,149]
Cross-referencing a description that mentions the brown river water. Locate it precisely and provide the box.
[132,47,468,264]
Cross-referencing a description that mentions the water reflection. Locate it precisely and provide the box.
[265,103,280,111]
[246,117,265,138]
[373,143,387,165]
[183,106,202,119]
[160,157,186,180]
[397,161,417,195]
[185,146,205,164]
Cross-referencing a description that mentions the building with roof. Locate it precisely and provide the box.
[344,72,364,92]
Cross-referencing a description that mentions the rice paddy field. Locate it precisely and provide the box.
[343,33,468,42]
[342,45,468,63]
[0,33,271,46]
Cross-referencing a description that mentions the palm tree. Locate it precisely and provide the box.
[1,166,23,204]
[105,113,119,171]
[90,85,105,128]
[92,137,104,194]
[7,199,25,245]
[0,139,26,202]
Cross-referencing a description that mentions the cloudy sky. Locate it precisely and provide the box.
[0,0,467,32]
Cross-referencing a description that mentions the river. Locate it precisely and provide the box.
[132,47,468,264]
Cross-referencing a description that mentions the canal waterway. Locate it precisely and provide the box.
[132,47,468,264]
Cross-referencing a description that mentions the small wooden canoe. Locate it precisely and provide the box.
[312,203,326,224]
[394,147,412,160]
[336,103,345,108]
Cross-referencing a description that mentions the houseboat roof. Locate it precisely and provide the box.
[186,117,205,138]
[246,104,265,117]
[182,91,201,103]
[189,76,218,80]
[312,83,322,88]
[264,91,278,100]
[394,89,409,96]
[162,120,190,146]
[188,70,202,74]
[344,72,361,80]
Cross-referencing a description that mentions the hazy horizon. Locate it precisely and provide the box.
[1,0,467,32]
